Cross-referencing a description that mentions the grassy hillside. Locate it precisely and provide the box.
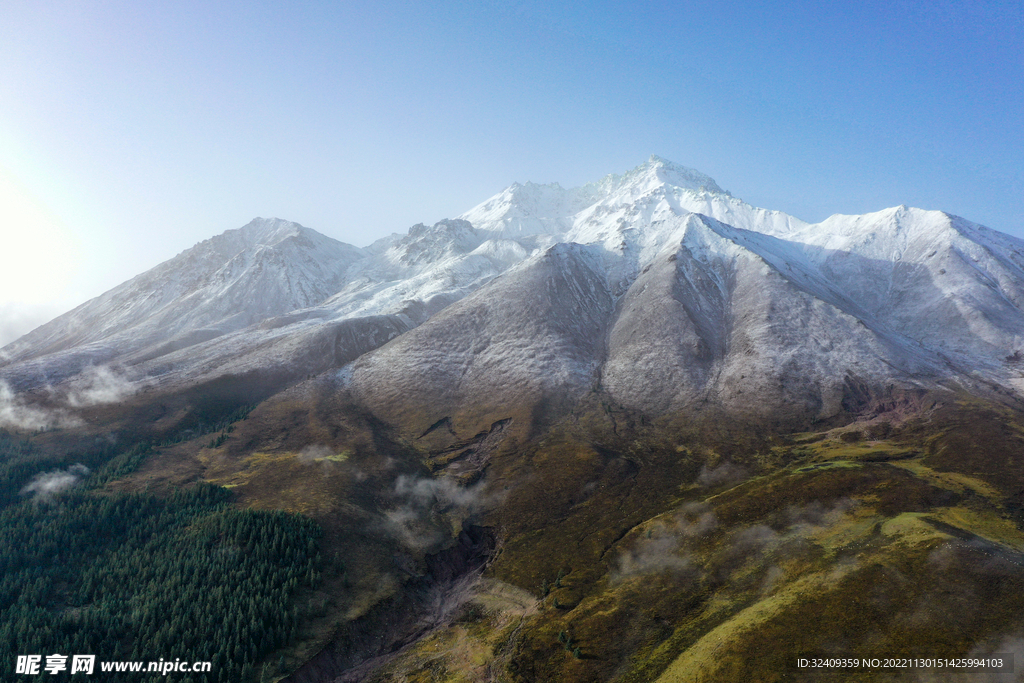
[6,382,1024,682]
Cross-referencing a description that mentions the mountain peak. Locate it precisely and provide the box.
[235,217,305,246]
[578,156,726,201]
[504,180,567,196]
[637,155,725,193]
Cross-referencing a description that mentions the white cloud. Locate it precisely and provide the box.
[20,463,90,502]
[381,475,497,550]
[65,365,138,407]
[0,380,81,430]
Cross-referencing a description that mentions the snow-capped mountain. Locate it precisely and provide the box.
[344,157,1024,429]
[3,155,1024,428]
[461,155,805,241]
[1,218,361,368]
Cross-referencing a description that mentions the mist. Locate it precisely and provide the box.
[382,475,494,551]
[20,464,90,502]
[613,502,717,581]
[613,499,858,583]
[0,380,81,430]
[696,461,748,488]
[65,365,138,407]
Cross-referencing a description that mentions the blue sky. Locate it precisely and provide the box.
[1,0,1022,344]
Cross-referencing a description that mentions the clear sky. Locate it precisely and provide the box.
[1,0,1022,346]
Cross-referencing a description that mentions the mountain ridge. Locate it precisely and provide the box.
[3,157,1024,429]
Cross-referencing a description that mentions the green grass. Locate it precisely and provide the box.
[792,460,863,473]
[83,389,1024,682]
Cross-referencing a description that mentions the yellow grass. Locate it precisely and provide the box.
[655,564,859,683]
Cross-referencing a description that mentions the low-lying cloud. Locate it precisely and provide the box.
[21,464,90,502]
[66,365,137,407]
[697,461,748,488]
[785,498,855,532]
[394,474,490,512]
[615,534,695,578]
[0,365,139,431]
[0,380,81,430]
[614,499,858,583]
[613,502,717,580]
[299,444,333,460]
[382,475,495,550]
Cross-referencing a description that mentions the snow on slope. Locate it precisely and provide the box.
[0,218,362,368]
[320,219,550,327]
[345,211,953,429]
[777,208,1024,372]
[600,214,941,419]
[339,158,1024,427]
[4,155,1024,422]
[348,242,613,428]
[462,155,807,243]
[457,182,596,237]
